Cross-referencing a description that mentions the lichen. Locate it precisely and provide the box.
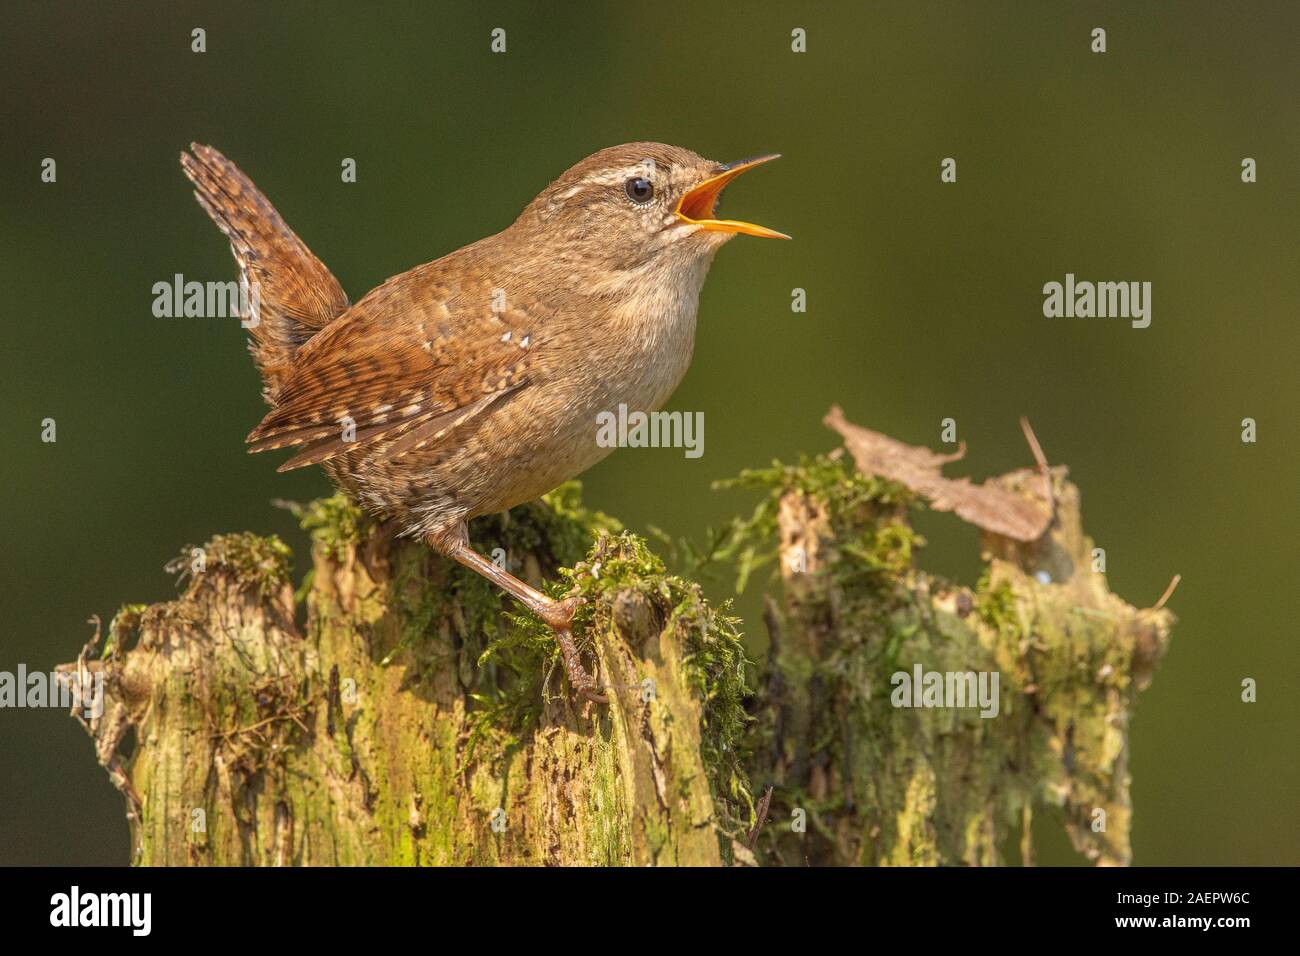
[716,451,1169,866]
[566,532,754,836]
[72,442,1167,867]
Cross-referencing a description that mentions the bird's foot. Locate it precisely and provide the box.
[437,535,606,703]
[535,591,584,630]
[552,624,607,705]
[538,593,606,704]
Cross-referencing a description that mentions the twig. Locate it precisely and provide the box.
[746,785,774,849]
[1019,416,1055,512]
[1152,574,1181,611]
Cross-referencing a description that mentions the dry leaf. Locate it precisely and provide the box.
[824,405,1052,542]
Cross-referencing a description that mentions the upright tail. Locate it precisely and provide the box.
[180,144,350,404]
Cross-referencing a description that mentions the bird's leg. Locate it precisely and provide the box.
[430,526,607,704]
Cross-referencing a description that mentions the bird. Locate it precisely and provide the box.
[180,141,787,702]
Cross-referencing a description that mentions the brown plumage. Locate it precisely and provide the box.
[180,145,350,403]
[181,141,786,700]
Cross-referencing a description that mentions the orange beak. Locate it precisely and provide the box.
[675,154,790,239]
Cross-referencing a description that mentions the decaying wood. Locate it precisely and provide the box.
[63,414,1174,867]
[62,503,739,865]
[750,410,1175,865]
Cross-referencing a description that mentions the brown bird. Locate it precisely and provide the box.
[180,142,787,701]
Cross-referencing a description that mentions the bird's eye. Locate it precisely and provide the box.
[624,177,654,204]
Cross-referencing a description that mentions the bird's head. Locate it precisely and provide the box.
[515,142,788,281]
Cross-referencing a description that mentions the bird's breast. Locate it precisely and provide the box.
[567,254,714,413]
[608,280,700,409]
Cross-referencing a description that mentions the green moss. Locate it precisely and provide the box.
[462,615,554,770]
[710,454,915,592]
[215,532,293,591]
[711,449,1166,866]
[287,492,371,561]
[680,597,752,824]
[167,532,293,598]
[837,520,924,596]
[101,603,148,660]
[459,522,755,842]
[457,483,621,760]
[974,568,1019,634]
[567,532,755,830]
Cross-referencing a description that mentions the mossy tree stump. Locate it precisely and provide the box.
[64,415,1174,866]
[66,489,748,865]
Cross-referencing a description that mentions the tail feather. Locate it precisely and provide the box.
[180,143,349,403]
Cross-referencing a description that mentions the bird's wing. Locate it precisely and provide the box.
[246,266,538,471]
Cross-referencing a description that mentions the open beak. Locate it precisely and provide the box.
[675,153,790,239]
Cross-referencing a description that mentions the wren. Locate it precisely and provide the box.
[181,142,787,702]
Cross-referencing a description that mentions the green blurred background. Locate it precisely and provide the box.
[2,1,1296,865]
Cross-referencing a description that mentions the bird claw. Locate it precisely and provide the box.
[537,592,584,630]
[540,595,605,703]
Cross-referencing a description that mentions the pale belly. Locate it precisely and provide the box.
[455,330,697,517]
[337,307,699,539]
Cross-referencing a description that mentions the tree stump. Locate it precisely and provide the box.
[62,415,1174,866]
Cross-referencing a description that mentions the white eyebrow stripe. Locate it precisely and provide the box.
[574,163,662,190]
[576,170,632,188]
